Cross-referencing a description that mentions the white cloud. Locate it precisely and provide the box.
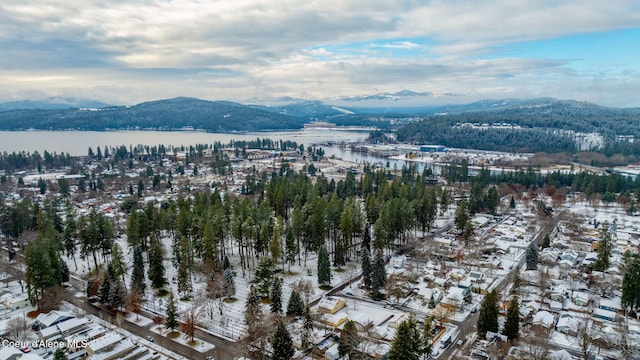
[0,0,638,106]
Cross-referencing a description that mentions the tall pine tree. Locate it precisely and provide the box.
[244,285,262,327]
[387,314,422,360]
[594,226,612,272]
[148,239,167,290]
[318,246,331,286]
[270,277,283,314]
[165,292,179,333]
[526,243,538,270]
[271,320,295,360]
[361,247,372,289]
[503,296,520,341]
[286,290,305,318]
[130,246,146,294]
[338,320,360,359]
[371,247,386,299]
[477,289,499,339]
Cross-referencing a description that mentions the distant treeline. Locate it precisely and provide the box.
[0,138,301,173]
[396,103,640,156]
[0,97,303,132]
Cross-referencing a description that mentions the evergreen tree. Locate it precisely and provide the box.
[271,320,295,360]
[99,278,111,305]
[454,199,469,233]
[541,233,551,249]
[244,285,262,326]
[622,258,640,311]
[60,261,69,283]
[361,246,372,289]
[594,226,612,272]
[388,314,422,360]
[362,223,371,251]
[477,289,499,339]
[487,186,499,214]
[165,292,179,332]
[53,348,67,360]
[130,246,146,294]
[371,247,386,298]
[511,270,521,295]
[526,243,538,270]
[421,315,435,358]
[317,246,331,286]
[428,294,436,309]
[339,320,360,359]
[286,290,305,318]
[24,236,62,308]
[302,305,313,350]
[110,244,127,283]
[509,195,516,209]
[463,287,472,304]
[223,268,236,299]
[177,260,192,296]
[108,279,127,311]
[270,277,283,314]
[253,258,275,297]
[503,296,520,341]
[285,228,297,272]
[148,239,167,290]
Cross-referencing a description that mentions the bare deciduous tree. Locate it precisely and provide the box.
[6,316,27,341]
[181,306,202,343]
[523,326,553,360]
[208,272,226,315]
[576,317,595,360]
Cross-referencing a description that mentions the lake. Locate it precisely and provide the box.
[0,129,369,156]
[0,129,446,173]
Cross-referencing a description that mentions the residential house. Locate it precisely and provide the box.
[555,313,578,336]
[1,293,30,311]
[532,311,555,329]
[593,308,617,322]
[317,297,346,315]
[599,298,623,313]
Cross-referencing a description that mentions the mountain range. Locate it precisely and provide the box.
[0,93,638,132]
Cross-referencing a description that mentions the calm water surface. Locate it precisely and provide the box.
[0,129,369,156]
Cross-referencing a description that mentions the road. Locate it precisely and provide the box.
[64,292,222,360]
[441,212,563,359]
[66,274,242,360]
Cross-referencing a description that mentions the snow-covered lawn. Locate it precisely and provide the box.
[150,325,216,353]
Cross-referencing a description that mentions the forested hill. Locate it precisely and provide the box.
[396,99,640,155]
[0,97,303,132]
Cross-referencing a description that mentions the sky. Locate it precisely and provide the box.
[1,0,639,107]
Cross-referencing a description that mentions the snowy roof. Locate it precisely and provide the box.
[549,349,573,360]
[35,310,74,328]
[532,311,555,328]
[87,332,122,353]
[593,307,617,321]
[58,317,88,333]
[0,346,46,359]
[600,298,622,311]
[91,338,137,360]
[317,297,345,314]
[556,313,578,333]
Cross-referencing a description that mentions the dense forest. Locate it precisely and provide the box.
[0,97,303,132]
[396,100,640,156]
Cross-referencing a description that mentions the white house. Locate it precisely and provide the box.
[1,293,30,311]
[532,311,555,329]
[556,313,578,335]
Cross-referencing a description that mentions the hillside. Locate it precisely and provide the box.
[396,99,640,156]
[0,97,303,132]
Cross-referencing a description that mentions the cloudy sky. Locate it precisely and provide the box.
[1,0,639,107]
